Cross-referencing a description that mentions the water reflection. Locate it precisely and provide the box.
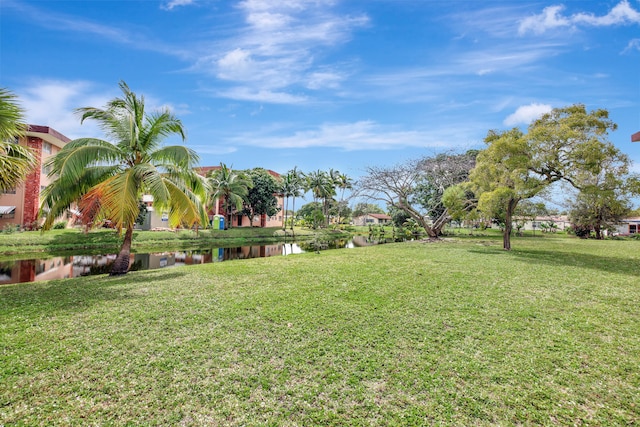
[0,236,404,284]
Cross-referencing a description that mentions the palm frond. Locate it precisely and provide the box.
[0,87,27,140]
[98,170,141,232]
[163,178,208,228]
[46,138,122,180]
[151,145,198,170]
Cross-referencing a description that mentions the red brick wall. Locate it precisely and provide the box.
[23,137,43,229]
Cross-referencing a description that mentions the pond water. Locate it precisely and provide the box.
[0,236,399,284]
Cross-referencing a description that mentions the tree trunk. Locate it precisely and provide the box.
[594,225,602,240]
[503,199,517,251]
[283,196,289,230]
[110,225,133,276]
[291,197,296,236]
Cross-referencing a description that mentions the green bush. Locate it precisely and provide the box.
[1,224,19,234]
[53,221,67,230]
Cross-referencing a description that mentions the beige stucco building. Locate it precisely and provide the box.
[0,125,70,229]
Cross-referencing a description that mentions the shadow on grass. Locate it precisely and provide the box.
[0,270,188,315]
[468,246,639,278]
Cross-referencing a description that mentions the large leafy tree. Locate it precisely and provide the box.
[356,151,475,238]
[567,146,639,239]
[40,81,207,275]
[207,163,252,229]
[241,168,281,225]
[0,88,36,192]
[465,104,621,250]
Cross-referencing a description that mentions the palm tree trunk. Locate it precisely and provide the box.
[110,225,133,275]
[291,196,296,237]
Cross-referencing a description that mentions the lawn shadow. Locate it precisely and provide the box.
[467,246,639,278]
[0,270,188,315]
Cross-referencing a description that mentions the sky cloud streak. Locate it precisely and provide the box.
[519,1,640,34]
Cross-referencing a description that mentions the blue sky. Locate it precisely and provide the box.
[2,0,640,182]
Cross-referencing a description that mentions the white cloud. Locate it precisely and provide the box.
[573,1,640,26]
[305,71,345,90]
[503,103,552,126]
[17,80,190,140]
[190,0,369,104]
[217,48,256,80]
[216,87,308,104]
[623,38,640,53]
[18,80,111,140]
[161,0,196,11]
[519,1,640,35]
[228,121,455,151]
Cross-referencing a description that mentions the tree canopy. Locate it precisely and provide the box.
[356,151,476,237]
[242,168,281,225]
[448,104,626,250]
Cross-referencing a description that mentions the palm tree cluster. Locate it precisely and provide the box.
[281,168,353,230]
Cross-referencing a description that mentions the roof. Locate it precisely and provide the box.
[364,213,392,220]
[632,131,640,142]
[620,217,640,223]
[26,125,71,148]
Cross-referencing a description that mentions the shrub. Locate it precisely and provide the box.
[53,221,67,230]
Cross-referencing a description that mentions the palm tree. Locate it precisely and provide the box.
[304,169,335,228]
[0,88,36,192]
[40,81,207,275]
[281,167,304,232]
[207,163,251,229]
[334,171,353,226]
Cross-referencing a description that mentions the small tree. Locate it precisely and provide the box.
[241,168,281,226]
[207,163,252,229]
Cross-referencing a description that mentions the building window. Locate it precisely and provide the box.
[42,164,53,175]
[43,142,52,154]
[2,187,16,194]
[630,224,637,234]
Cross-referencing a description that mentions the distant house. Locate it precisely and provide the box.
[632,131,640,142]
[614,217,640,235]
[516,215,571,232]
[353,213,392,226]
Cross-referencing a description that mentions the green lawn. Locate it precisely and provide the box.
[1,235,638,425]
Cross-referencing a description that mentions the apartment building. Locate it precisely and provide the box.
[0,125,70,229]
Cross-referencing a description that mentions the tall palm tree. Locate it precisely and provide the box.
[334,171,353,226]
[304,169,335,228]
[40,81,207,275]
[207,163,251,229]
[281,167,304,232]
[0,88,36,192]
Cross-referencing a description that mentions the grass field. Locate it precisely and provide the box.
[1,234,638,425]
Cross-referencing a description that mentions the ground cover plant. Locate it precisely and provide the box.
[1,235,638,425]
